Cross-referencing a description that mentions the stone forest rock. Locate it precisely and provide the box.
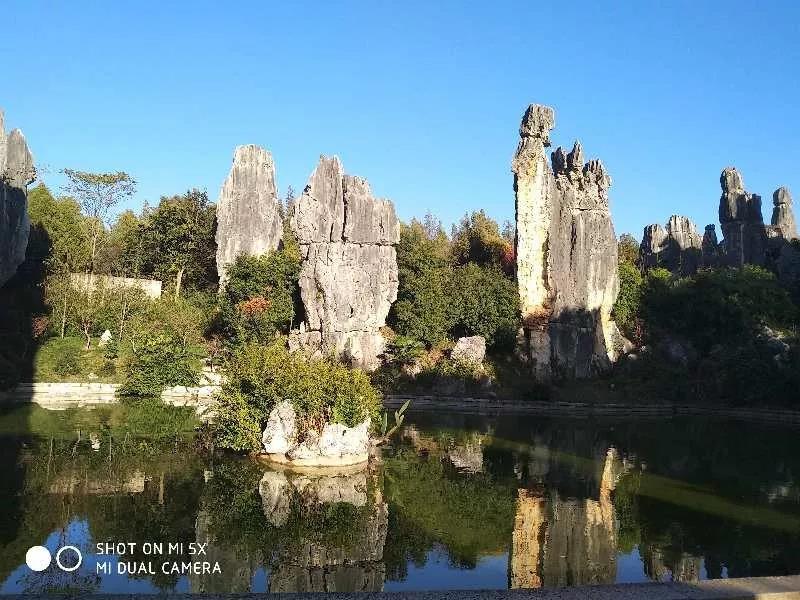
[451,335,486,365]
[290,156,399,370]
[0,109,35,287]
[639,215,703,275]
[702,224,719,266]
[513,104,624,380]
[261,400,371,466]
[215,145,283,285]
[771,187,797,241]
[718,167,767,267]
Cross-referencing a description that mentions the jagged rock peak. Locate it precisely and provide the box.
[519,104,555,143]
[551,146,567,175]
[215,144,283,285]
[567,141,584,173]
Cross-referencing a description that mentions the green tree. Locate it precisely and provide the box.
[220,241,301,345]
[102,209,142,275]
[613,262,643,339]
[451,210,510,270]
[618,233,640,267]
[448,264,520,350]
[61,169,136,273]
[390,219,453,346]
[135,190,217,296]
[26,183,90,274]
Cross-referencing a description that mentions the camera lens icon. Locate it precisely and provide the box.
[26,545,83,572]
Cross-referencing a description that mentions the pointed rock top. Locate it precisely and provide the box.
[519,104,555,144]
[551,147,568,174]
[567,141,584,173]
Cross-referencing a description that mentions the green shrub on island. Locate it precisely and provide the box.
[213,339,381,452]
[53,343,82,377]
[118,334,200,397]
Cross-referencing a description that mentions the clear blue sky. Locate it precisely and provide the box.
[2,1,799,239]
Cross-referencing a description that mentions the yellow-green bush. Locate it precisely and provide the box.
[213,339,381,452]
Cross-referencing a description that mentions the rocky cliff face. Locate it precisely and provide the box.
[718,167,767,267]
[290,156,399,370]
[0,110,35,287]
[215,145,283,285]
[513,104,623,380]
[640,215,703,275]
[771,187,797,241]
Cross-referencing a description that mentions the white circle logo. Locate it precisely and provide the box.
[25,546,51,572]
[55,546,82,572]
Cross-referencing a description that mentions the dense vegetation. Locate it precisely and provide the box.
[611,235,800,405]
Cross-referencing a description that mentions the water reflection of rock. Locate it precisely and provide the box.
[402,425,485,473]
[191,509,258,593]
[642,547,703,583]
[510,448,621,589]
[259,467,388,593]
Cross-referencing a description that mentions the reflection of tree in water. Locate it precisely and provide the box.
[0,404,204,592]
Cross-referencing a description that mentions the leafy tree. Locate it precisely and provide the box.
[613,262,644,339]
[220,242,301,344]
[618,233,640,267]
[26,183,90,274]
[451,210,511,271]
[390,220,453,346]
[102,209,142,275]
[62,169,136,273]
[448,264,520,350]
[135,190,217,296]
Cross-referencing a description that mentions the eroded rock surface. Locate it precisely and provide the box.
[718,167,767,267]
[215,145,283,285]
[513,104,623,380]
[290,156,399,370]
[451,335,486,365]
[640,215,703,275]
[0,110,35,287]
[771,187,797,241]
[261,400,371,466]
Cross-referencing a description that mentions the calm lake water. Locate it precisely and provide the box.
[0,405,799,593]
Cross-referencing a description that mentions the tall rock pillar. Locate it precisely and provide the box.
[771,187,797,241]
[718,167,767,267]
[513,104,623,380]
[0,109,35,287]
[290,156,399,370]
[215,145,283,286]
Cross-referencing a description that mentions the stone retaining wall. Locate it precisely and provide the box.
[0,382,219,414]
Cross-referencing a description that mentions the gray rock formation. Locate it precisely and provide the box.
[451,335,486,365]
[215,145,283,285]
[513,104,623,380]
[702,224,719,266]
[718,167,767,267]
[639,215,703,275]
[771,187,797,241]
[0,110,35,287]
[290,156,399,370]
[261,400,371,466]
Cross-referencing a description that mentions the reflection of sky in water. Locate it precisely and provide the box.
[383,549,508,591]
[1,518,191,594]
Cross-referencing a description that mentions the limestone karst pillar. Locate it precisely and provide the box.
[289,156,399,370]
[0,109,36,287]
[718,167,767,267]
[215,144,283,287]
[513,104,624,380]
[771,187,797,241]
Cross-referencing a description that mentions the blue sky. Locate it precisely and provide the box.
[2,1,798,239]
